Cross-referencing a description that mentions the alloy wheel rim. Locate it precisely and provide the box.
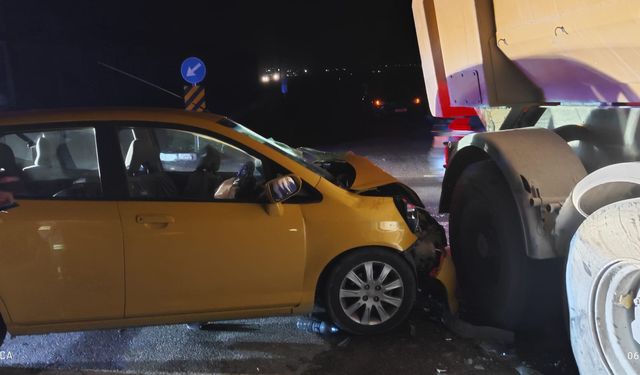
[339,261,404,326]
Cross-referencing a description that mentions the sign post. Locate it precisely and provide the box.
[180,57,207,112]
[183,85,206,112]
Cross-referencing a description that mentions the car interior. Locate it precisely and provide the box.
[118,127,265,201]
[123,137,180,199]
[0,125,295,203]
[0,128,102,199]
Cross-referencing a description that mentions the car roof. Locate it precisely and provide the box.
[0,107,327,188]
[0,108,226,128]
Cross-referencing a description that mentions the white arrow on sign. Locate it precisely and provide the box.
[186,63,202,77]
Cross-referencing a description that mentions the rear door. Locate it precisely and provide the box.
[0,124,124,324]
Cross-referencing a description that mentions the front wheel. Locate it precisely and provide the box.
[449,160,564,331]
[449,161,532,329]
[325,248,416,335]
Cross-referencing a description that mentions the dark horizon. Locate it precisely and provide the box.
[0,0,420,112]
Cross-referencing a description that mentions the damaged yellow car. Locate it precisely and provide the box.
[0,109,446,341]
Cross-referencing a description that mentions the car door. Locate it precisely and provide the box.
[0,124,124,324]
[114,123,306,317]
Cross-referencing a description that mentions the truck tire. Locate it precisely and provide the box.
[567,198,640,374]
[449,160,545,330]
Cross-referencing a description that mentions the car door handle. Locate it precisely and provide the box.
[135,215,175,225]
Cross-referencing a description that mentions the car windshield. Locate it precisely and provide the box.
[219,118,334,181]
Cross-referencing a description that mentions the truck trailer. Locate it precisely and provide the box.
[412,1,640,373]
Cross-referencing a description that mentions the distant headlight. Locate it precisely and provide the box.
[272,73,281,82]
[261,75,270,84]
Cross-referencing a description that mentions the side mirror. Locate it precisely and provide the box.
[265,175,302,203]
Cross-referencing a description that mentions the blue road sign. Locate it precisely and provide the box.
[181,57,206,85]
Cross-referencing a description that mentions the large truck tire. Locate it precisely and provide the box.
[449,160,558,330]
[567,198,640,374]
[449,160,526,329]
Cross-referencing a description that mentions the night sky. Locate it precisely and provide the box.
[0,1,420,113]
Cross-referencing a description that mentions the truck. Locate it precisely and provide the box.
[412,1,640,373]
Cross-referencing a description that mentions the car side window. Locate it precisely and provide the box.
[117,126,265,202]
[0,127,103,199]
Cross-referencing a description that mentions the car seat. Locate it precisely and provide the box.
[183,145,223,200]
[22,137,65,181]
[125,139,178,199]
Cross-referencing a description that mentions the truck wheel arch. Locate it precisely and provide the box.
[440,128,587,259]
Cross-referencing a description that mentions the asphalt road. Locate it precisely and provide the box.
[0,123,576,375]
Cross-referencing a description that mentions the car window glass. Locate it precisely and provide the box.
[117,126,265,202]
[0,127,102,199]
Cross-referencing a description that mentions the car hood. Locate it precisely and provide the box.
[343,152,398,191]
[296,147,398,191]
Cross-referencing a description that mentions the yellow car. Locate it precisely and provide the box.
[0,108,445,341]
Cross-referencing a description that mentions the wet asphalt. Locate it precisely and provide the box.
[0,123,577,375]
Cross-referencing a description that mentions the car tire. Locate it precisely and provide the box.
[449,160,560,331]
[325,247,416,335]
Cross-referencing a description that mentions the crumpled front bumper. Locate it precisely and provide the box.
[404,214,458,315]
